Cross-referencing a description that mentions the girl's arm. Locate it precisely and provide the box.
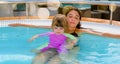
[28,32,51,42]
[28,34,40,42]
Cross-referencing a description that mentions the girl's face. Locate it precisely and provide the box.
[66,10,80,28]
[53,26,64,34]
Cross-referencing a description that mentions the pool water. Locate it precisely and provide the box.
[0,27,120,64]
[0,27,51,64]
[78,33,120,64]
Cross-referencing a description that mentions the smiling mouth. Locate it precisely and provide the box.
[57,32,61,34]
[70,22,75,24]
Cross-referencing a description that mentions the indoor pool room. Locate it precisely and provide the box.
[0,0,120,64]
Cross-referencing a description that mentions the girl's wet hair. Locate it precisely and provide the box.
[55,18,63,27]
[63,6,82,29]
[52,14,68,33]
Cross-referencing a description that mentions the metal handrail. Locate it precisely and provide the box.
[0,1,120,25]
[0,1,120,6]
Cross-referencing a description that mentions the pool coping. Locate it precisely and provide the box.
[0,16,120,38]
[0,16,120,26]
[81,17,120,27]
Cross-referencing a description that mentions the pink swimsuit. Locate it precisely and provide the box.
[39,32,67,53]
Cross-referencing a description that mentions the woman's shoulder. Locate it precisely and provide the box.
[79,28,91,32]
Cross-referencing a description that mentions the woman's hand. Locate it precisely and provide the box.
[65,39,77,49]
[65,43,74,49]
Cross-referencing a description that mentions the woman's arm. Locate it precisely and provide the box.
[9,23,51,28]
[64,33,78,49]
[81,29,120,38]
[102,33,120,38]
[81,29,103,36]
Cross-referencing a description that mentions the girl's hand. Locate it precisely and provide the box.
[28,38,34,42]
[28,34,39,42]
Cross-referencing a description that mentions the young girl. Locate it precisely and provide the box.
[29,14,77,64]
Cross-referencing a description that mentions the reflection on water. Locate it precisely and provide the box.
[0,54,33,62]
[0,33,8,40]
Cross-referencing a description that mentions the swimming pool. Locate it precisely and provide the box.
[0,26,120,64]
[0,27,51,64]
[78,33,120,64]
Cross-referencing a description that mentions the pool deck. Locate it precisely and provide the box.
[0,16,120,26]
[0,16,120,38]
[82,17,120,27]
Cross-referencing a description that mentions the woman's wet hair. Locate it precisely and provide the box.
[63,6,82,29]
[52,14,68,33]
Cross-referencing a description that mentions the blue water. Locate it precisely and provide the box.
[0,27,120,64]
[78,33,120,64]
[0,27,51,64]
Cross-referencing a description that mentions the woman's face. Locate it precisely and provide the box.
[66,10,80,28]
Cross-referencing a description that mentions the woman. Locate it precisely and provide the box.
[31,6,103,64]
[9,6,103,64]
